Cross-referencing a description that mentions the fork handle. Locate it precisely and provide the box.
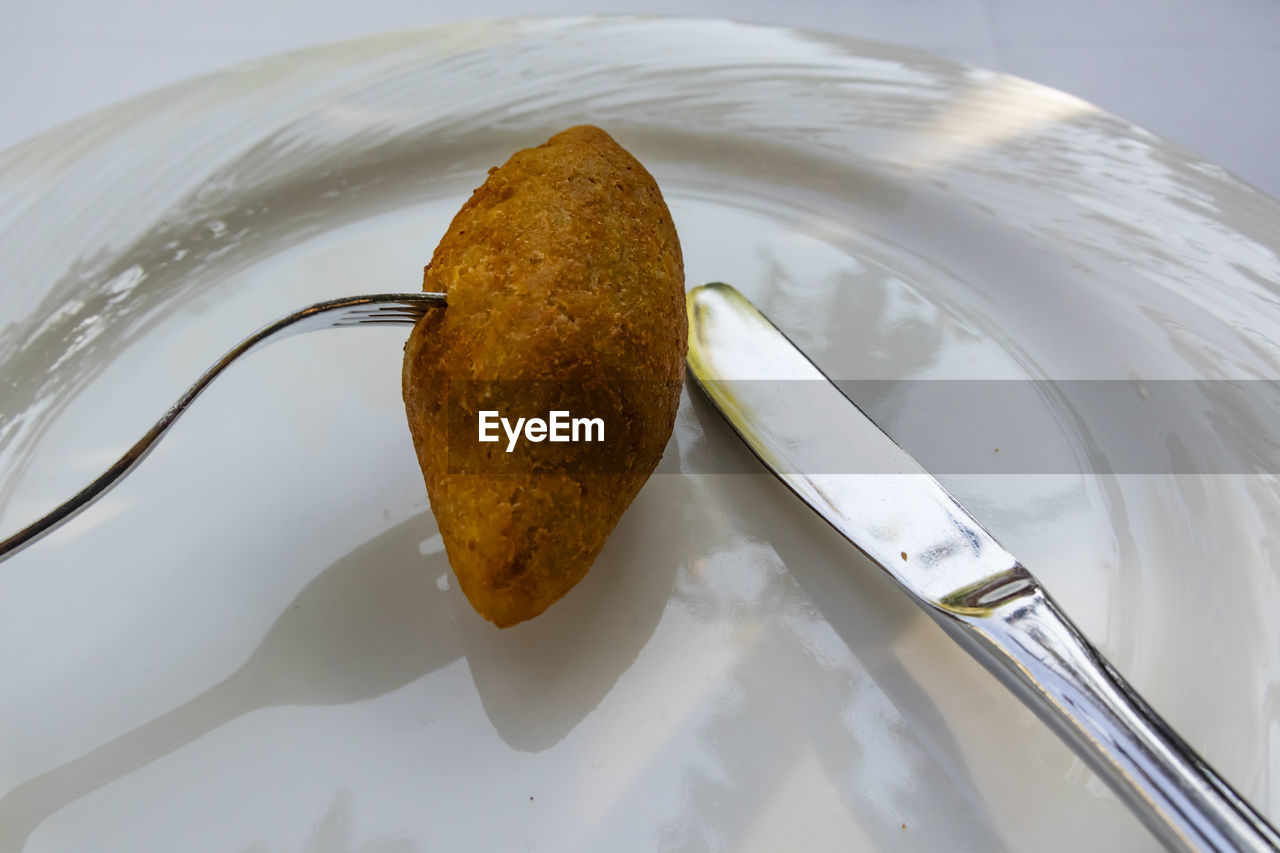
[936,582,1280,852]
[0,292,442,562]
[0,345,244,561]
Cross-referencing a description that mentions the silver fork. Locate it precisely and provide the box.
[0,292,445,562]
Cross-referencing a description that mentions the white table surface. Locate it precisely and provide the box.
[3,0,1279,199]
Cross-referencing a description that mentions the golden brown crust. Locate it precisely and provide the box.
[402,125,686,627]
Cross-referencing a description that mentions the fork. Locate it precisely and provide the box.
[0,292,445,562]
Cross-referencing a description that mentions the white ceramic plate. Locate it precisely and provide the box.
[2,17,1279,852]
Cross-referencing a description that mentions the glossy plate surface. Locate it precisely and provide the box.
[1,17,1278,852]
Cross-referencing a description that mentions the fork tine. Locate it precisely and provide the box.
[328,311,431,326]
[333,311,427,324]
[339,305,431,319]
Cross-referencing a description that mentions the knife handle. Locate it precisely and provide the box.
[937,579,1280,852]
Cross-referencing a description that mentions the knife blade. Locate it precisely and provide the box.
[685,281,1279,853]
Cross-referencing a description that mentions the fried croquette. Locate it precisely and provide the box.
[402,125,686,628]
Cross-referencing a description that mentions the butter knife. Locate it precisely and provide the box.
[685,282,1279,853]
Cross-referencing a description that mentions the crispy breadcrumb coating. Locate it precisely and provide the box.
[402,125,686,627]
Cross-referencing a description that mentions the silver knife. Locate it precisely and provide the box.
[685,282,1280,853]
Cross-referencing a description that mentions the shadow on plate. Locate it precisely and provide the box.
[0,512,458,850]
[0,481,684,848]
[450,475,685,753]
